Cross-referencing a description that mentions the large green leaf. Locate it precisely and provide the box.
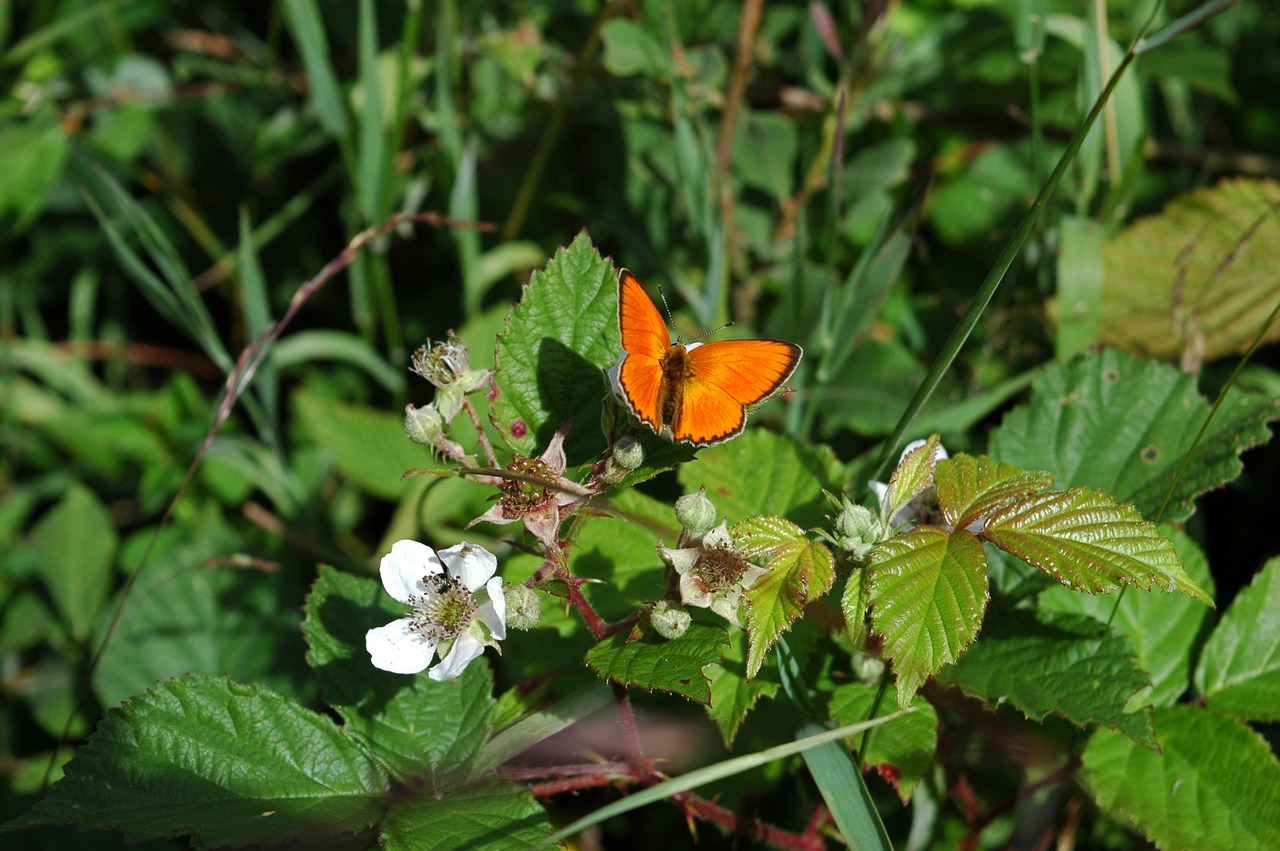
[938,609,1156,749]
[705,629,779,746]
[1194,556,1280,720]
[1099,178,1280,361]
[5,676,387,848]
[491,233,620,464]
[28,485,116,641]
[1084,706,1280,851]
[868,526,989,703]
[681,429,842,529]
[983,486,1211,605]
[293,390,432,500]
[303,566,495,789]
[738,516,835,678]
[584,623,730,704]
[989,348,1278,522]
[1039,526,1214,708]
[381,780,550,850]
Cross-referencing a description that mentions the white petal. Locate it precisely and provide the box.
[478,576,507,640]
[380,540,442,603]
[366,619,438,674]
[428,634,485,682]
[678,573,713,608]
[702,522,733,548]
[438,542,497,591]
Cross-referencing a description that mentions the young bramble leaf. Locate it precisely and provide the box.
[934,454,1054,531]
[868,526,989,704]
[4,676,387,847]
[983,487,1212,606]
[989,348,1279,523]
[492,233,619,465]
[881,434,943,523]
[1084,706,1280,851]
[584,623,730,704]
[738,516,836,679]
[841,566,873,650]
[1194,556,1280,720]
[937,609,1157,750]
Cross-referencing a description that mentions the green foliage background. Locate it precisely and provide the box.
[3,0,1279,849]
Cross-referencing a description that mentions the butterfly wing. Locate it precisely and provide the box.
[616,269,673,429]
[676,339,802,445]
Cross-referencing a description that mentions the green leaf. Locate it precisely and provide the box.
[601,17,669,77]
[706,629,779,747]
[934,454,1055,531]
[281,0,350,137]
[1084,706,1280,851]
[302,566,495,788]
[829,682,938,802]
[682,429,843,529]
[491,233,620,464]
[868,526,988,704]
[381,780,550,850]
[880,434,943,524]
[93,512,309,709]
[5,676,387,847]
[983,486,1212,606]
[28,485,116,641]
[989,348,1279,523]
[1194,556,1280,720]
[0,114,68,233]
[938,609,1157,750]
[1040,526,1214,708]
[293,390,429,500]
[738,517,835,679]
[732,111,797,201]
[1100,178,1280,360]
[841,566,872,650]
[584,623,730,704]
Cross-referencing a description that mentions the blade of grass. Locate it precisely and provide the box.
[268,329,406,396]
[799,721,893,850]
[542,708,914,847]
[237,208,279,438]
[281,0,350,139]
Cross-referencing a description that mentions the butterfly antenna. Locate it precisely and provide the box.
[657,283,735,342]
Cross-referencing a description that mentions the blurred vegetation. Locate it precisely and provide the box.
[2,0,1278,848]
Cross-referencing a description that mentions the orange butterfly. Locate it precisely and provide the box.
[611,269,802,447]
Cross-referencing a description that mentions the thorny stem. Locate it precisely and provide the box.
[461,395,498,467]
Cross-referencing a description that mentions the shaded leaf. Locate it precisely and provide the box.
[5,677,387,848]
[381,780,550,850]
[1084,706,1280,851]
[989,348,1279,523]
[706,628,779,747]
[868,527,989,703]
[28,485,116,641]
[293,390,429,500]
[1194,556,1280,720]
[829,683,938,802]
[938,609,1156,749]
[983,486,1211,605]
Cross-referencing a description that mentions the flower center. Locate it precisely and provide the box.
[500,455,554,515]
[694,545,751,593]
[408,574,477,640]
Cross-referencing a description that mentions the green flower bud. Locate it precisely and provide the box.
[504,584,541,631]
[832,496,883,560]
[648,600,691,640]
[404,402,445,446]
[675,486,717,536]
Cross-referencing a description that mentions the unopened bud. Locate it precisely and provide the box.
[832,496,883,560]
[649,600,691,640]
[675,486,717,536]
[504,584,541,631]
[404,402,445,445]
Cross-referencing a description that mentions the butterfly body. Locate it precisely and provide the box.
[613,270,802,446]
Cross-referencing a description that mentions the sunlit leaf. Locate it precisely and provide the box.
[934,454,1055,531]
[868,526,989,704]
[1194,556,1280,720]
[983,486,1212,605]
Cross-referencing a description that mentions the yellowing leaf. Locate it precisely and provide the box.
[738,516,835,679]
[1100,177,1280,363]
